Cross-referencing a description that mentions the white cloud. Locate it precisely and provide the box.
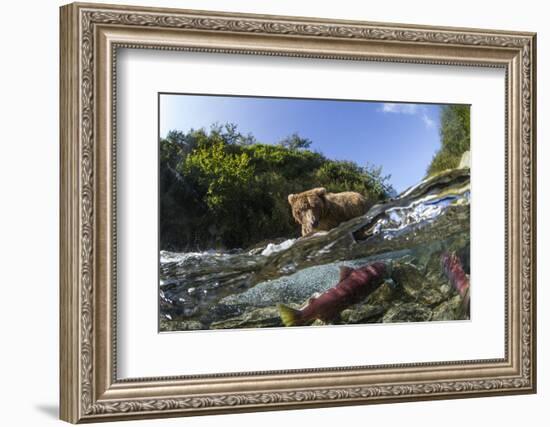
[379,102,436,129]
[421,111,436,129]
[380,103,418,114]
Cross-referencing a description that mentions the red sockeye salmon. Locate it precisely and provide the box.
[441,252,470,312]
[277,262,388,326]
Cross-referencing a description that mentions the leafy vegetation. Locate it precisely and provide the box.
[160,124,393,250]
[427,105,470,175]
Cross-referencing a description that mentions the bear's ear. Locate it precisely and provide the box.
[288,194,295,204]
[315,187,327,197]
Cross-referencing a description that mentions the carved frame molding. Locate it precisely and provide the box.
[60,2,536,423]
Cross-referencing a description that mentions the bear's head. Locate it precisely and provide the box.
[288,187,327,236]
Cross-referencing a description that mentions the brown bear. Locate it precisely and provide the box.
[288,187,372,236]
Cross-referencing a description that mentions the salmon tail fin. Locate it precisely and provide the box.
[277,304,301,327]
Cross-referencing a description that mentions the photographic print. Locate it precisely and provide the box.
[159,94,471,332]
[60,5,536,420]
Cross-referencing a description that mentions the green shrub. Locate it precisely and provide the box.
[160,124,393,250]
[427,105,470,175]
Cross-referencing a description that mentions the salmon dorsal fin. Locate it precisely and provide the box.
[339,266,354,281]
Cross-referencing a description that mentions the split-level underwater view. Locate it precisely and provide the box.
[158,94,471,332]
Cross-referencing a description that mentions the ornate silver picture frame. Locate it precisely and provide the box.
[60,2,536,423]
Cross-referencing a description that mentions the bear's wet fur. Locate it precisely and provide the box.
[288,187,372,236]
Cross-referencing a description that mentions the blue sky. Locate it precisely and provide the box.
[160,94,443,193]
